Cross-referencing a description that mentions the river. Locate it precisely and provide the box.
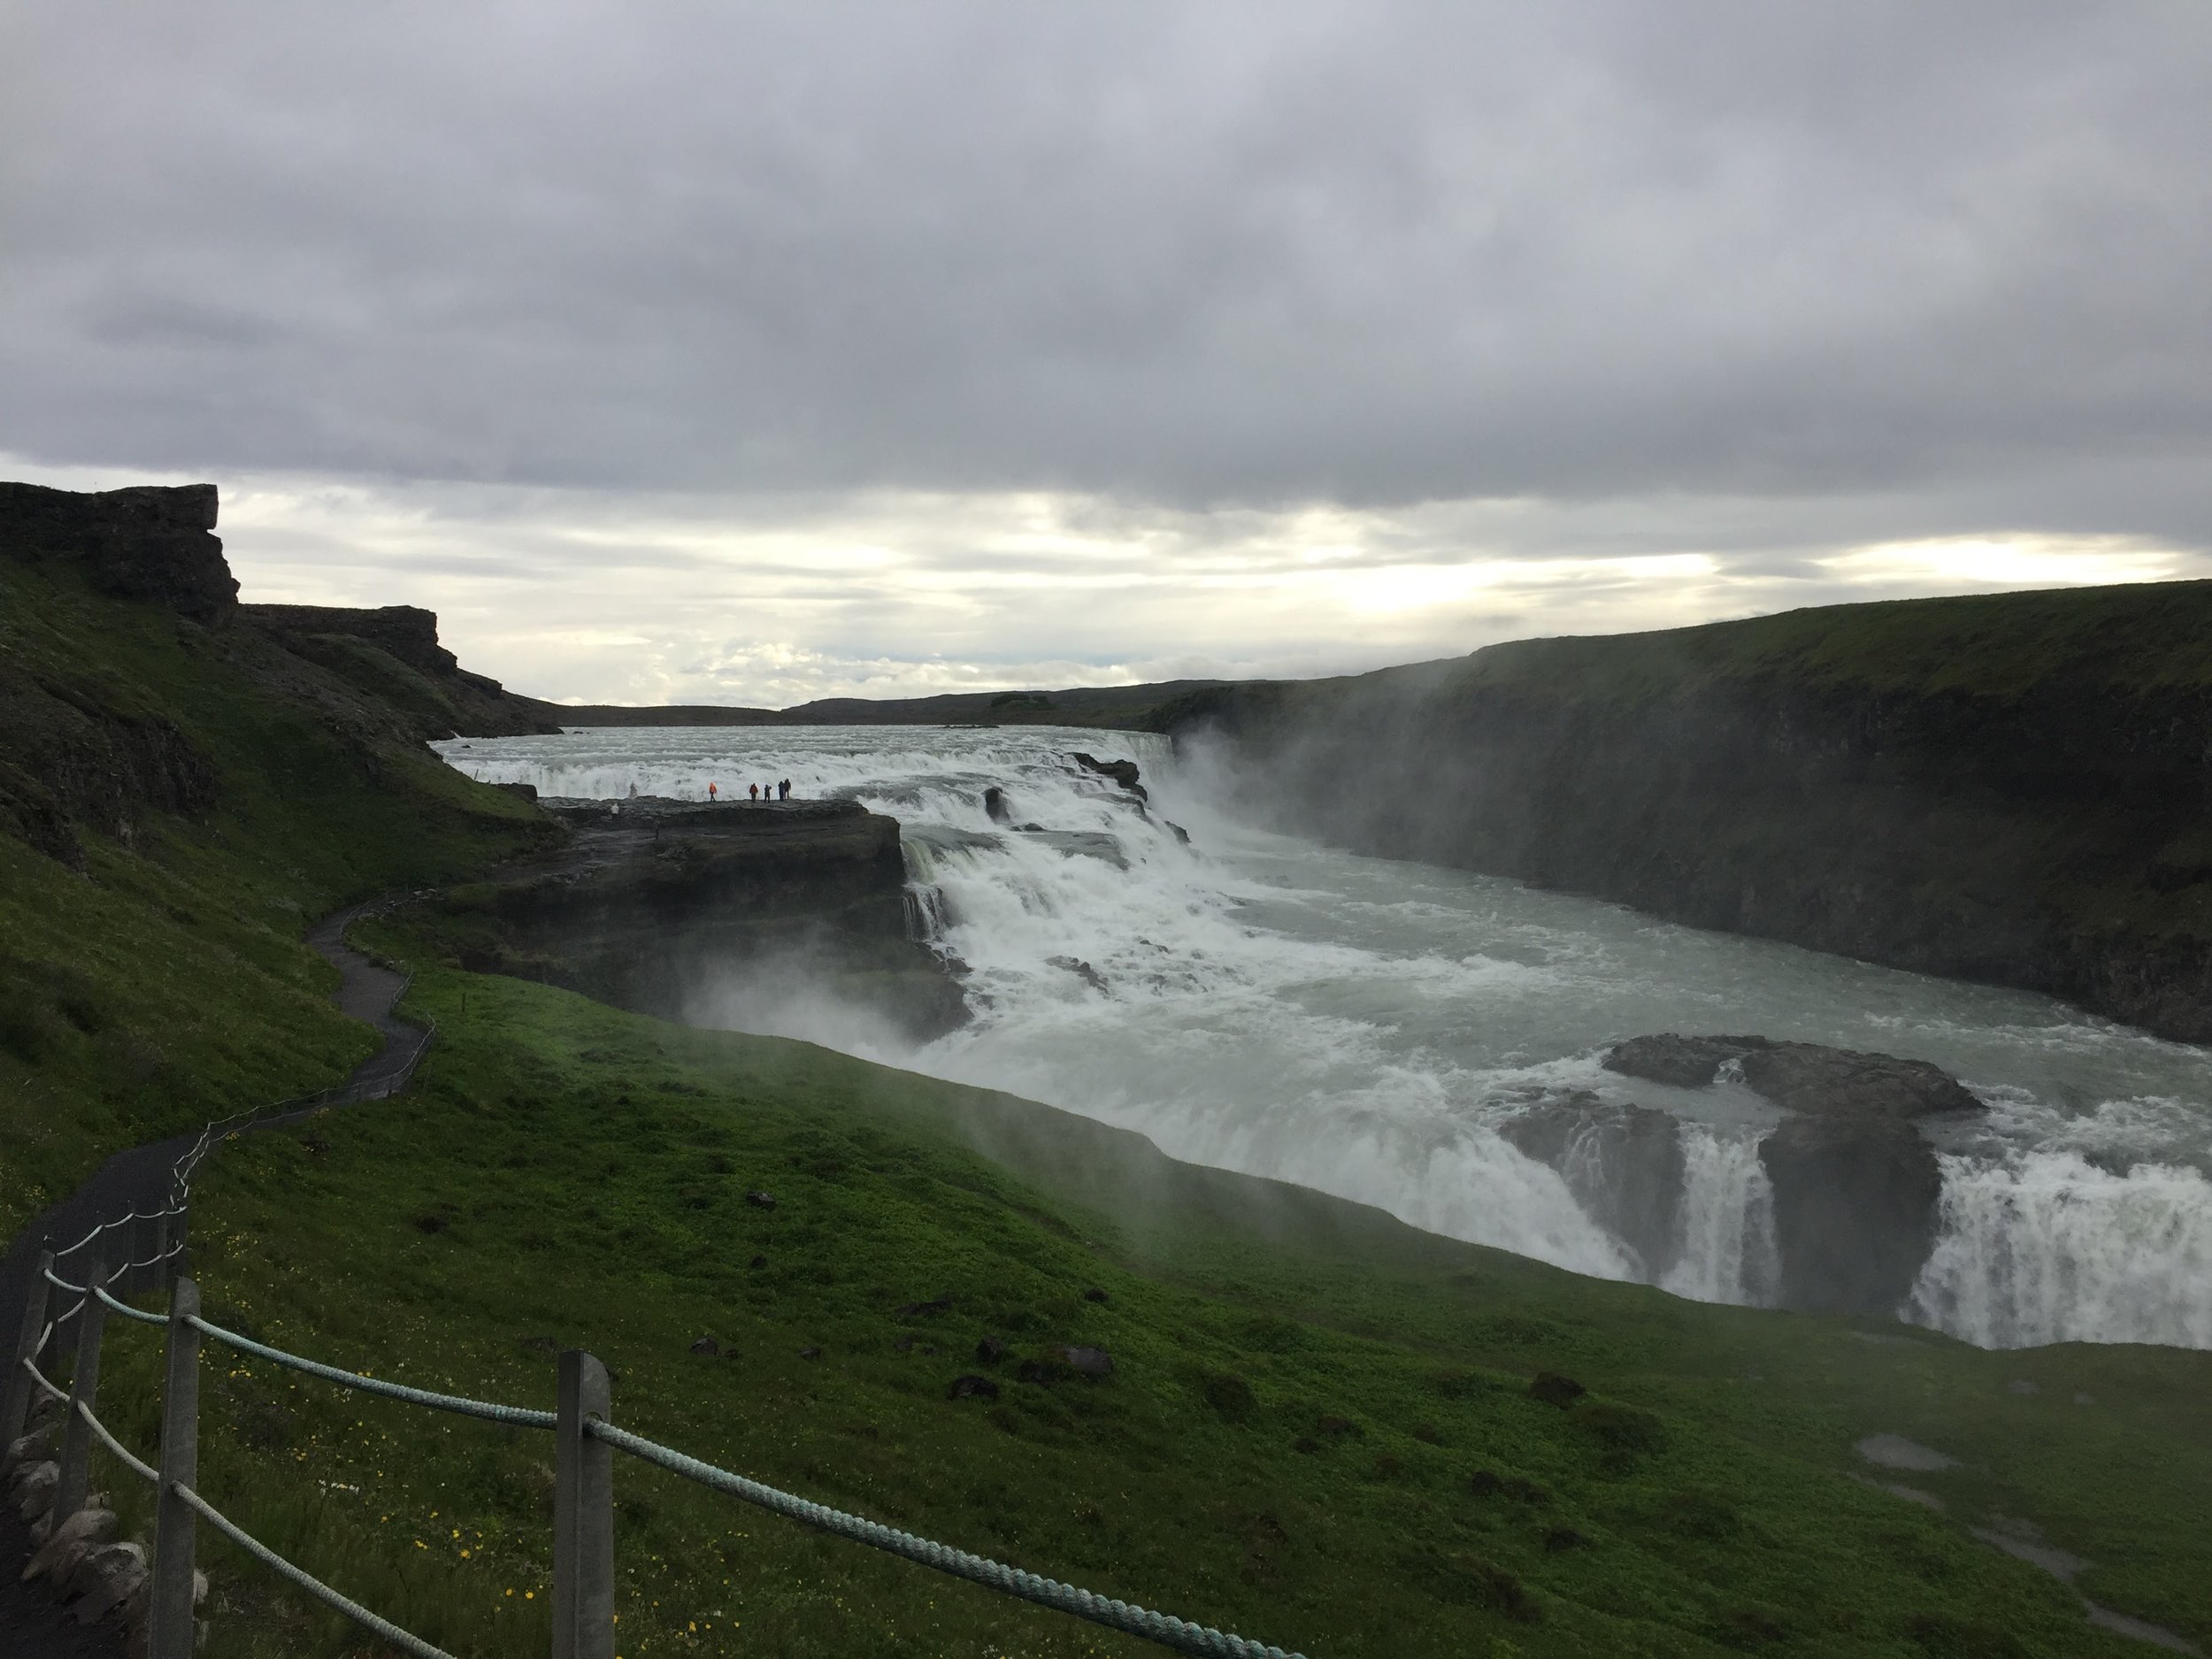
[436,725,2212,1351]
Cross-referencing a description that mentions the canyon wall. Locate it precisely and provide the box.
[1155,580,2212,1042]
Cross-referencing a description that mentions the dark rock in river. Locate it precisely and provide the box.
[983,785,1012,825]
[1604,1034,1980,1119]
[1496,1093,1685,1277]
[1071,751,1148,801]
[1758,1114,1945,1316]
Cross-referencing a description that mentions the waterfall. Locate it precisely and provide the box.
[433,724,2212,1351]
[1661,1126,1780,1306]
[1908,1152,2212,1348]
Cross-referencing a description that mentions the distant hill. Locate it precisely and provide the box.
[1153,579,2212,1042]
[516,679,1226,731]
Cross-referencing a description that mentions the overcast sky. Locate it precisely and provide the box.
[5,3,2208,705]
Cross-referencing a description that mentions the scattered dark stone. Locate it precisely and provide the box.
[983,785,1013,825]
[1294,1437,1321,1455]
[745,1191,777,1210]
[1759,1114,1944,1315]
[1016,1359,1056,1385]
[1543,1526,1588,1554]
[1412,1423,1443,1445]
[1047,955,1108,993]
[1164,820,1191,845]
[1071,752,1147,799]
[1572,1401,1666,1458]
[976,1334,1009,1364]
[1371,1454,1404,1480]
[1602,1033,1979,1120]
[1470,1470,1503,1497]
[688,1336,719,1357]
[1017,822,1044,832]
[896,1295,954,1317]
[1722,1609,1787,1646]
[749,1254,767,1269]
[894,1335,918,1353]
[799,1345,821,1361]
[1314,1414,1362,1439]
[1083,1286,1110,1303]
[1203,1373,1257,1422]
[1058,1345,1113,1379]
[412,1213,448,1235]
[301,1135,328,1157]
[1528,1372,1587,1410]
[1601,1033,1765,1088]
[947,1374,1000,1402]
[1496,1093,1686,1278]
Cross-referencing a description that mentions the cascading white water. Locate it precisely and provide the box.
[435,724,2212,1350]
[1908,1152,2212,1348]
[1661,1126,1780,1307]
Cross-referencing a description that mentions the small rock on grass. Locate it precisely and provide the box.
[1083,1287,1109,1303]
[976,1334,1008,1363]
[799,1345,822,1361]
[745,1191,777,1210]
[1059,1345,1113,1379]
[1527,1371,1586,1409]
[748,1254,767,1269]
[948,1374,1000,1402]
[69,1540,145,1623]
[689,1336,719,1357]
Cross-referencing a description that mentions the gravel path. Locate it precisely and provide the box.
[0,905,419,1657]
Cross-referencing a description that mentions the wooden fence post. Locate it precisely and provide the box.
[3,1247,56,1445]
[150,1276,202,1659]
[54,1255,109,1523]
[553,1349,615,1659]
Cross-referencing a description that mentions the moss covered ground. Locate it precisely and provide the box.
[0,557,554,1241]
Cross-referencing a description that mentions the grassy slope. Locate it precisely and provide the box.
[0,557,553,1239]
[81,955,2211,1659]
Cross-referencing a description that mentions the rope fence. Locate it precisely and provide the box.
[4,909,1314,1659]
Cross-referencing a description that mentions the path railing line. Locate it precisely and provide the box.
[5,910,1311,1659]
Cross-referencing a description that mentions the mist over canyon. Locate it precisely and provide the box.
[440,725,2212,1354]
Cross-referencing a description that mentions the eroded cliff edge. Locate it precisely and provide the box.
[1153,580,2212,1041]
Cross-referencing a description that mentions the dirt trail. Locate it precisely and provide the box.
[0,906,419,1657]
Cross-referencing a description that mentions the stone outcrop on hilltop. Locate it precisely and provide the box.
[419,796,968,1042]
[1152,580,2212,1043]
[0,480,237,620]
[243,603,560,738]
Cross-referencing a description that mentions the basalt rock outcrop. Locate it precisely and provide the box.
[1153,580,2212,1042]
[1757,1114,1945,1317]
[0,481,236,620]
[1598,1033,1980,1316]
[244,603,560,738]
[1071,752,1148,801]
[423,796,966,1041]
[1603,1034,1981,1119]
[1495,1094,1686,1279]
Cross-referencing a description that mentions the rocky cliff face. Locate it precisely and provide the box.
[242,603,561,738]
[0,481,236,620]
[1157,580,2212,1042]
[421,797,967,1042]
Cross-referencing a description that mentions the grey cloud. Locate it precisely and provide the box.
[2,1,2208,539]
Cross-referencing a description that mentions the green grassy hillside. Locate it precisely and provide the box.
[0,556,555,1239]
[81,956,2211,1659]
